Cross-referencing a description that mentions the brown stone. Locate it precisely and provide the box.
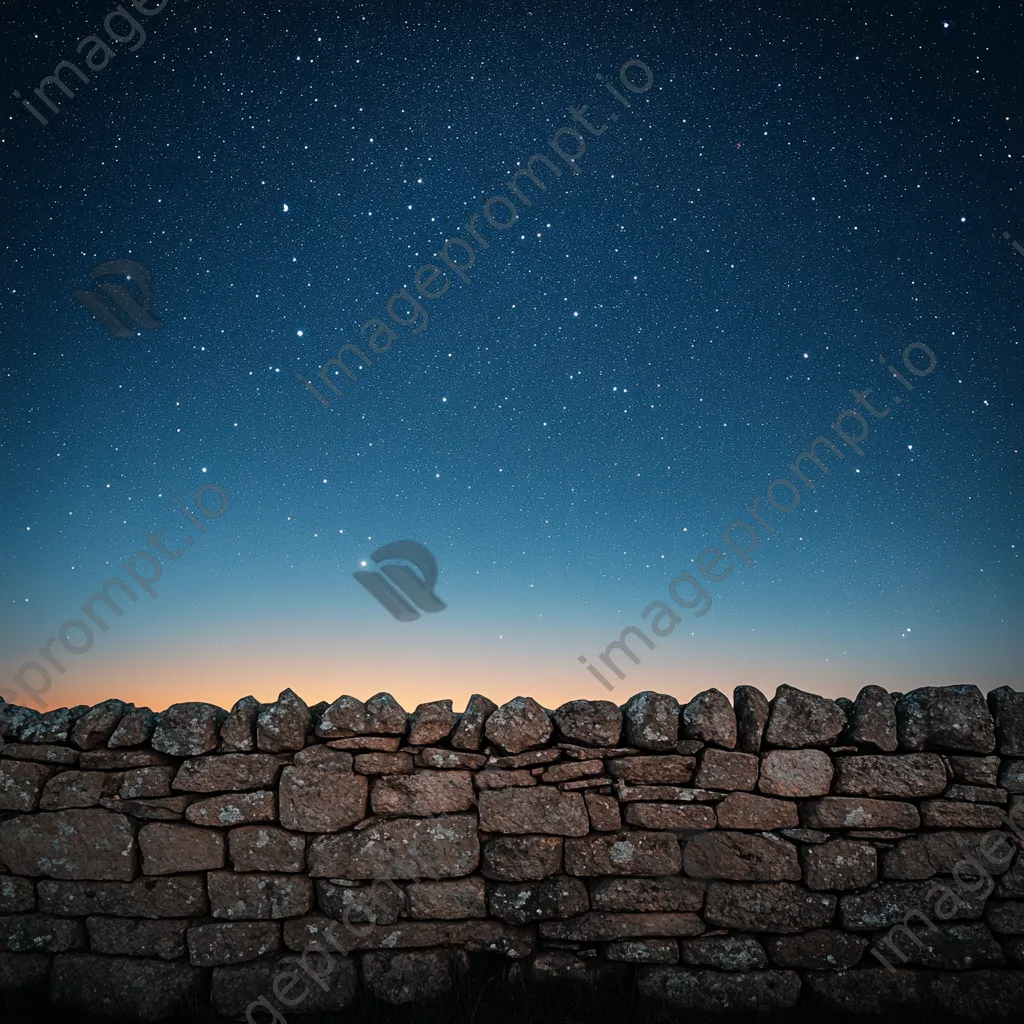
[256,688,310,753]
[990,686,1024,756]
[39,770,112,810]
[279,766,367,832]
[308,814,479,880]
[50,953,206,1021]
[945,784,1007,803]
[450,694,498,751]
[69,700,129,751]
[540,759,604,783]
[292,745,353,770]
[16,707,75,745]
[767,928,866,969]
[623,692,679,751]
[207,871,313,919]
[681,689,736,749]
[371,770,474,816]
[704,882,836,932]
[408,700,457,745]
[920,799,1003,828]
[38,876,208,917]
[1,742,79,765]
[680,935,768,970]
[484,697,553,754]
[478,787,587,836]
[0,914,85,952]
[564,831,682,876]
[896,684,996,754]
[883,831,1014,881]
[485,749,560,768]
[139,823,225,874]
[362,949,464,1004]
[417,748,487,770]
[0,760,55,810]
[80,749,173,769]
[540,912,703,941]
[614,783,717,802]
[947,756,1001,787]
[187,921,281,965]
[0,809,134,880]
[316,692,408,738]
[606,755,694,785]
[684,832,800,881]
[552,700,622,747]
[475,769,536,788]
[714,792,798,829]
[606,938,679,963]
[228,826,306,873]
[560,744,641,759]
[108,707,156,748]
[530,949,593,982]
[802,838,877,890]
[118,766,175,799]
[482,836,562,881]
[847,685,898,751]
[407,877,486,919]
[319,879,404,924]
[638,966,800,1011]
[86,917,189,959]
[591,876,705,912]
[211,954,356,1017]
[758,749,834,797]
[584,792,621,831]
[218,696,260,753]
[801,797,920,830]
[838,881,987,929]
[101,794,195,820]
[694,749,758,790]
[185,791,277,827]
[625,803,715,830]
[734,686,770,753]
[171,753,283,793]
[151,702,227,756]
[833,753,946,798]
[765,685,846,748]
[489,877,589,924]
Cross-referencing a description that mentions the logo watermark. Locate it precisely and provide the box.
[353,541,446,622]
[73,259,163,338]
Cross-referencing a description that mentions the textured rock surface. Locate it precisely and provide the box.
[896,685,996,754]
[552,700,622,747]
[484,697,552,754]
[681,689,736,749]
[765,686,846,748]
[623,692,679,751]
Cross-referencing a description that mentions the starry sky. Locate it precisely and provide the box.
[1,0,1022,717]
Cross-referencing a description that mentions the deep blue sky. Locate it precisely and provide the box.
[1,0,1022,714]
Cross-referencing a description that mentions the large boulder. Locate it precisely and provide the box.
[151,703,227,756]
[896,685,996,754]
[681,689,736,749]
[407,700,457,746]
[316,692,408,738]
[450,694,497,751]
[108,707,156,749]
[256,688,310,752]
[484,697,552,754]
[764,685,845,748]
[623,692,679,751]
[683,832,800,881]
[69,700,129,751]
[847,685,898,751]
[552,700,622,747]
[733,686,770,752]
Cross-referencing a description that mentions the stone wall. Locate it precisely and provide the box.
[2,683,1024,1021]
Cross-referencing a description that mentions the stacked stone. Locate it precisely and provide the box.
[0,684,1023,1020]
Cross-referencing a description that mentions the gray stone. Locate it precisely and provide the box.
[450,694,497,751]
[0,809,134,880]
[552,700,622,747]
[19,708,75,744]
[0,952,50,991]
[681,688,736,749]
[151,702,227,756]
[207,871,313,919]
[256,688,310,753]
[605,939,679,963]
[0,876,36,913]
[108,707,156,748]
[408,700,457,746]
[802,968,922,1013]
[0,760,55,810]
[218,696,260,752]
[637,966,800,1011]
[489,877,589,924]
[758,749,834,797]
[838,881,987,929]
[38,876,208,918]
[316,879,405,924]
[69,700,129,751]
[680,935,768,970]
[920,970,1024,1023]
[848,685,898,751]
[86,917,189,959]
[362,949,464,1004]
[591,876,705,912]
[704,882,836,932]
[764,685,846,748]
[185,791,277,827]
[833,753,947,798]
[878,921,1004,969]
[0,914,85,953]
[896,684,996,754]
[733,685,770,752]
[623,692,679,752]
[187,921,281,965]
[478,787,588,836]
[484,697,552,754]
[989,686,1024,756]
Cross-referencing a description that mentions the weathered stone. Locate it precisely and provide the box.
[371,770,474,816]
[984,901,1024,933]
[626,803,715,830]
[39,770,110,810]
[591,876,705,912]
[585,792,621,831]
[292,745,353,770]
[847,685,898,751]
[764,685,845,748]
[637,966,800,1011]
[684,832,800,881]
[802,838,877,890]
[327,736,401,752]
[482,836,562,881]
[99,794,194,820]
[69,700,129,750]
[734,686,770,753]
[475,769,537,788]
[681,689,736,749]
[316,879,405,924]
[172,753,282,793]
[50,954,206,1022]
[767,928,866,969]
[108,707,156,748]
[316,692,408,738]
[407,699,457,746]
[552,700,622,747]
[883,831,1015,881]
[606,938,679,963]
[353,751,414,775]
[218,696,260,752]
[562,744,641,759]
[833,753,946,798]
[879,921,1004,969]
[207,871,313,919]
[86,917,189,959]
[564,831,682,877]
[989,686,1024,756]
[704,882,836,932]
[363,948,465,1004]
[694,749,758,790]
[0,760,55,810]
[715,792,799,829]
[489,877,589,924]
[681,935,768,970]
[0,876,35,913]
[947,756,1002,788]
[801,968,922,1013]
[920,799,1003,828]
[417,748,487,770]
[139,823,225,874]
[0,951,48,991]
[838,881,987,929]
[450,694,498,751]
[309,815,479,880]
[256,688,310,753]
[1,742,79,765]
[407,877,486,919]
[614,783,717,803]
[211,953,356,1018]
[945,784,1008,803]
[540,912,703,941]
[540,759,604,783]
[0,914,85,952]
[38,876,208,918]
[478,787,587,836]
[0,809,134,880]
[758,749,834,797]
[118,766,175,799]
[80,749,173,769]
[606,756,693,785]
[151,703,227,756]
[623,692,679,752]
[187,921,281,965]
[896,684,996,754]
[801,797,920,830]
[486,749,560,768]
[484,697,552,754]
[1000,760,1024,793]
[19,707,75,744]
[185,791,277,827]
[279,766,367,832]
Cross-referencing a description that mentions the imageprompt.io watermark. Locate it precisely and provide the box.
[353,540,446,622]
[73,259,163,338]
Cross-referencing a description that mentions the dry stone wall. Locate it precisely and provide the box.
[2,683,1024,1020]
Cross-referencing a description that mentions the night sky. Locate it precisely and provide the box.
[1,0,1022,717]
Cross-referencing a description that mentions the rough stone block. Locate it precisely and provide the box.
[488,877,589,924]
[316,693,407,738]
[0,760,55,811]
[140,823,225,874]
[229,826,306,873]
[207,872,313,919]
[684,832,799,881]
[38,876,208,918]
[478,788,588,836]
[371,770,474,816]
[765,685,845,748]
[802,838,877,890]
[151,703,227,757]
[605,938,679,963]
[766,928,866,969]
[625,803,715,830]
[848,685,898,751]
[694,749,758,790]
[0,809,135,880]
[704,882,836,932]
[172,753,283,793]
[362,948,465,1004]
[450,694,497,751]
[211,953,357,1017]
[838,881,987,930]
[758,749,834,797]
[584,792,621,831]
[919,799,1003,828]
[187,921,282,965]
[800,797,920,830]
[256,688,310,753]
[623,692,679,752]
[407,878,487,920]
[39,770,111,810]
[637,966,801,1011]
[896,685,996,754]
[833,753,946,798]
[734,686,770,753]
[681,689,736,749]
[482,836,562,881]
[715,792,799,829]
[484,697,552,754]
[185,791,277,827]
[539,912,703,941]
[0,914,85,953]
[279,767,367,832]
[552,700,622,747]
[86,917,189,959]
[564,831,682,876]
[680,935,768,970]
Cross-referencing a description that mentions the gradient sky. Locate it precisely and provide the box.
[1,0,1022,717]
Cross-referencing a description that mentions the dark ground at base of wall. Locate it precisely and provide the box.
[0,959,969,1024]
